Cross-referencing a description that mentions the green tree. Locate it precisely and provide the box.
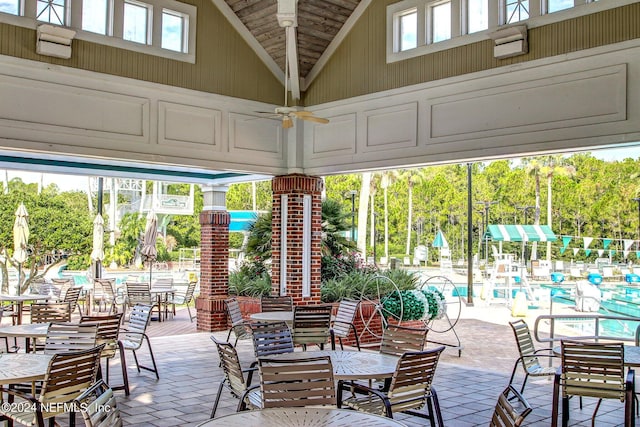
[0,184,93,293]
[108,213,146,268]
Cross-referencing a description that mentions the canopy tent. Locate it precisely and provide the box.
[485,225,557,242]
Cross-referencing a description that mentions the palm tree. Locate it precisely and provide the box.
[321,198,356,256]
[541,155,576,260]
[357,172,371,256]
[369,172,380,261]
[396,168,427,256]
[522,157,543,260]
[380,171,397,261]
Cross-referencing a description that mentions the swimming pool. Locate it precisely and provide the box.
[542,283,640,339]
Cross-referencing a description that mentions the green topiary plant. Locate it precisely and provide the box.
[422,288,446,320]
[382,288,447,321]
[382,289,425,321]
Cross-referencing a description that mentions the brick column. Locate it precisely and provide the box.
[196,185,229,332]
[271,174,323,306]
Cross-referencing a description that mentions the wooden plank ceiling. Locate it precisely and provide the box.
[224,0,361,79]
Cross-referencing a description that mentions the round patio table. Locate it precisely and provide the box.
[250,311,293,324]
[196,407,406,426]
[0,323,49,353]
[264,350,399,381]
[0,353,52,385]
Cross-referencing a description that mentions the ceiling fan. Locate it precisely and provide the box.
[256,5,329,129]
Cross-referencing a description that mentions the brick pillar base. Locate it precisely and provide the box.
[197,210,230,332]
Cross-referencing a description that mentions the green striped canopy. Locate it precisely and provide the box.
[485,224,557,242]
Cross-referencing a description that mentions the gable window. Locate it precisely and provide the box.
[0,0,20,15]
[467,0,488,33]
[430,1,451,43]
[505,0,529,24]
[82,0,110,35]
[399,9,418,51]
[161,8,187,52]
[124,0,151,44]
[36,0,66,25]
[547,0,575,13]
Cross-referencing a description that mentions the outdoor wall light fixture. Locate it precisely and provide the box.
[489,24,528,59]
[36,24,76,59]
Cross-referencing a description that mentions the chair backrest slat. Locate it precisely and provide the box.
[380,325,427,356]
[258,355,335,408]
[52,278,74,300]
[261,296,293,312]
[31,302,72,323]
[225,298,244,326]
[93,279,116,300]
[211,336,247,397]
[121,304,153,348]
[80,313,122,359]
[332,299,359,339]
[509,319,541,371]
[41,345,105,409]
[125,282,154,306]
[44,323,98,354]
[63,287,83,314]
[250,321,294,358]
[75,380,123,427]
[490,385,533,427]
[387,347,444,412]
[560,340,626,400]
[293,305,332,347]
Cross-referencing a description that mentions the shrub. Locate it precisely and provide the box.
[321,270,375,303]
[228,260,272,297]
[379,269,420,291]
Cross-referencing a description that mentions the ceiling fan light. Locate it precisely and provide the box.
[282,117,294,128]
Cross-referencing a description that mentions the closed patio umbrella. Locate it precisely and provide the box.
[432,230,449,248]
[90,213,105,279]
[13,203,29,295]
[141,211,158,284]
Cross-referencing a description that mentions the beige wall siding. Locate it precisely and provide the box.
[304,1,640,105]
[0,0,283,104]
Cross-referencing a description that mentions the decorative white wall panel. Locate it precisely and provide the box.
[228,113,283,160]
[0,74,147,141]
[0,56,288,176]
[362,102,418,152]
[429,65,626,142]
[158,102,221,149]
[307,113,356,159]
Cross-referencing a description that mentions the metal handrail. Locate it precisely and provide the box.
[534,313,640,351]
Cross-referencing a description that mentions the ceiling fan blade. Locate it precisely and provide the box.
[298,115,329,124]
[291,110,314,117]
[282,117,294,128]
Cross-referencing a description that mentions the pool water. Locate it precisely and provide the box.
[543,283,640,338]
